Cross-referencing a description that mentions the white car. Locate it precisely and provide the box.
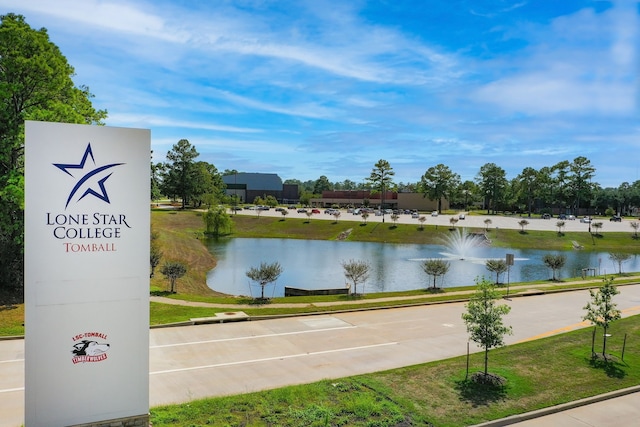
[431,211,439,217]
[580,216,591,223]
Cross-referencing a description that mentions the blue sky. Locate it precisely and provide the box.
[3,0,639,187]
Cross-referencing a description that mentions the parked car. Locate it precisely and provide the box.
[542,213,551,219]
[610,215,622,222]
[558,214,566,220]
[431,211,438,217]
[411,212,420,218]
[458,214,465,220]
[567,215,576,220]
[311,209,320,214]
[580,216,591,223]
[297,208,307,213]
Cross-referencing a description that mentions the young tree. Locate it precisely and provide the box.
[280,209,289,220]
[361,211,369,224]
[556,220,566,234]
[419,164,461,214]
[366,159,395,222]
[485,259,508,284]
[161,261,187,293]
[630,221,639,239]
[421,259,450,289]
[484,218,492,231]
[591,221,603,236]
[418,216,426,230]
[583,278,621,359]
[390,213,399,226]
[0,14,107,294]
[341,259,370,296]
[203,206,231,236]
[305,210,313,222]
[609,252,632,275]
[462,278,513,378]
[246,261,283,300]
[150,244,163,278]
[518,219,529,233]
[542,253,566,281]
[449,217,459,229]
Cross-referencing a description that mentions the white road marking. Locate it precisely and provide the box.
[150,325,357,349]
[150,342,398,375]
[0,387,23,394]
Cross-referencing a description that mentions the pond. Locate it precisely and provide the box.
[205,236,640,297]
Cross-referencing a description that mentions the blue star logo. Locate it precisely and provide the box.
[53,143,124,209]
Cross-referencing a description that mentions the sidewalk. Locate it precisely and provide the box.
[150,276,640,311]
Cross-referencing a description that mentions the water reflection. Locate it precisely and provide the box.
[206,238,639,297]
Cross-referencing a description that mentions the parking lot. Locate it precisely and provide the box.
[233,208,637,233]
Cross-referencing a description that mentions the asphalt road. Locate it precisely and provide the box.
[2,285,640,427]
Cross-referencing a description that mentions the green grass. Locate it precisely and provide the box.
[229,214,640,252]
[150,314,640,426]
[0,303,23,337]
[147,276,640,326]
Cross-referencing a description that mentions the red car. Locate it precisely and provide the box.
[311,209,320,214]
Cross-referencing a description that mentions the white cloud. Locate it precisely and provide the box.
[107,113,262,133]
[2,0,186,41]
[473,74,634,115]
[471,4,637,116]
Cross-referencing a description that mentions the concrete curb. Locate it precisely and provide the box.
[472,386,640,426]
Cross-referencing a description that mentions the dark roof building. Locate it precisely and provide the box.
[222,172,298,203]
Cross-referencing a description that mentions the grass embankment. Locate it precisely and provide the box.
[150,209,219,296]
[230,213,640,251]
[150,315,640,426]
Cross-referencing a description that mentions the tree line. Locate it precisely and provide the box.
[285,159,640,217]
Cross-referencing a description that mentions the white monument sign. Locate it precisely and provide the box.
[24,121,150,426]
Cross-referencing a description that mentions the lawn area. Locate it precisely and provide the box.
[150,209,219,296]
[229,213,639,252]
[150,314,640,426]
